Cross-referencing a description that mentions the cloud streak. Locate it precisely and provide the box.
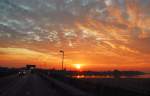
[0,0,150,71]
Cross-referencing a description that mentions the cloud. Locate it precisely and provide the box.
[0,0,150,71]
[0,47,61,67]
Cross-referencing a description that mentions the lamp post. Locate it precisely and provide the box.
[60,50,64,70]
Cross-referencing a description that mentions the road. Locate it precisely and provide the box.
[1,73,149,96]
[0,74,87,96]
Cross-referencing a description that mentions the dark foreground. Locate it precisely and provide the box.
[0,73,150,96]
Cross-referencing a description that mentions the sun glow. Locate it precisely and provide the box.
[74,64,81,70]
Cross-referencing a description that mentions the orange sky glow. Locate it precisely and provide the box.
[0,0,150,72]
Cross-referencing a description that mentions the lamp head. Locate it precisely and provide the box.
[60,50,64,53]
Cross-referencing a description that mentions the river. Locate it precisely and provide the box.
[72,74,150,79]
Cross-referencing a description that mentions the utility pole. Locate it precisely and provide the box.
[60,50,64,70]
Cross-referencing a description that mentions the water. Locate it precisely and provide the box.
[121,74,150,78]
[72,75,113,79]
[72,74,150,79]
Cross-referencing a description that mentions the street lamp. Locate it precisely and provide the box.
[60,50,64,70]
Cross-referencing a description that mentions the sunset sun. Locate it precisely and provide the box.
[74,64,81,70]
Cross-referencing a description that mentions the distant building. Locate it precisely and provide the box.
[26,65,36,70]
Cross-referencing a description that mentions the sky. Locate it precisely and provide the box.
[0,0,150,71]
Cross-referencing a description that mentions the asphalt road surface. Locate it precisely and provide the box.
[0,74,87,96]
[1,74,149,96]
